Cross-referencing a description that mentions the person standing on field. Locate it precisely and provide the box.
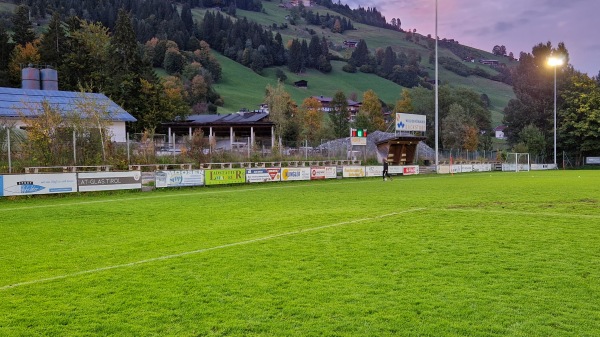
[383,159,392,181]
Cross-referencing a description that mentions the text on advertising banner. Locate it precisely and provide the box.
[78,171,142,192]
[324,166,337,179]
[365,166,383,177]
[205,169,246,185]
[0,175,3,196]
[342,166,365,178]
[310,167,326,180]
[402,166,420,175]
[281,167,311,181]
[2,173,77,196]
[156,170,205,188]
[246,168,281,183]
[388,165,403,175]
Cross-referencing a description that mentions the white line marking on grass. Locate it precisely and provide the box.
[0,207,426,291]
[444,208,600,219]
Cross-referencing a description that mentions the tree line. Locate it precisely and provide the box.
[503,42,600,165]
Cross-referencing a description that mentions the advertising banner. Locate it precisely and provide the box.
[1,173,77,197]
[155,170,204,188]
[78,171,142,192]
[388,165,403,175]
[281,167,311,181]
[350,137,367,146]
[437,165,450,174]
[586,157,600,164]
[205,169,246,185]
[460,165,474,173]
[396,113,426,132]
[472,164,492,172]
[366,166,383,177]
[324,166,337,179]
[342,166,365,178]
[246,168,281,183]
[310,167,326,180]
[403,165,420,176]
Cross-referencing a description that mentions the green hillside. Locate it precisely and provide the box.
[200,2,515,126]
[2,0,515,126]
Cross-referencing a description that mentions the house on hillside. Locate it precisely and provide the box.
[294,80,308,88]
[0,67,135,142]
[290,0,311,7]
[311,95,362,121]
[494,125,507,139]
[343,40,359,48]
[479,59,500,66]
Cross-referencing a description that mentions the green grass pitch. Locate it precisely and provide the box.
[1,171,599,336]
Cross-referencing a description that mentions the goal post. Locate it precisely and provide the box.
[502,153,530,172]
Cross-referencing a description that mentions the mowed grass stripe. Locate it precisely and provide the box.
[0,207,426,291]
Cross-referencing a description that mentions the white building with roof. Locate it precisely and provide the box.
[0,68,136,142]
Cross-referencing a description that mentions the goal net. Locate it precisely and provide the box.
[502,153,530,172]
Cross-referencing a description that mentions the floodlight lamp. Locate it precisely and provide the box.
[548,56,564,67]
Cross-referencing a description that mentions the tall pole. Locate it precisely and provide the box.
[553,65,557,167]
[7,128,11,174]
[434,0,439,168]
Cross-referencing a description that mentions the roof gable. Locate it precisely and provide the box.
[0,87,136,122]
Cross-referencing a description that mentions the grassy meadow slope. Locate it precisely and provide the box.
[0,1,514,126]
[200,2,514,125]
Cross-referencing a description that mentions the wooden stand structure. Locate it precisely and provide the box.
[376,136,426,165]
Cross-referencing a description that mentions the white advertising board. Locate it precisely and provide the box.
[472,164,492,172]
[396,113,426,132]
[366,166,383,177]
[325,166,337,179]
[586,157,600,164]
[77,171,142,192]
[246,168,281,183]
[350,137,367,146]
[388,165,403,175]
[281,167,311,181]
[437,165,450,174]
[342,166,365,178]
[1,173,77,196]
[156,170,204,188]
[460,165,474,173]
[531,164,557,170]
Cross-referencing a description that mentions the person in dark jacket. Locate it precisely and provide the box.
[383,159,392,181]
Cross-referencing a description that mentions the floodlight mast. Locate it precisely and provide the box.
[548,56,564,168]
[434,0,439,170]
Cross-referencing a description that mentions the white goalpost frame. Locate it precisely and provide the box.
[503,152,530,172]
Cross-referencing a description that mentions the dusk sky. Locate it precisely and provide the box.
[345,0,599,76]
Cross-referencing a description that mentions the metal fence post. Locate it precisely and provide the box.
[7,128,11,174]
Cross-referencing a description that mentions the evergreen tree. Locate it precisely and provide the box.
[0,23,14,74]
[308,35,321,68]
[11,5,37,46]
[287,39,302,73]
[330,90,350,138]
[39,11,68,69]
[349,39,369,67]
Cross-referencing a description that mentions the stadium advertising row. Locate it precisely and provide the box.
[156,165,420,188]
[0,165,420,196]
